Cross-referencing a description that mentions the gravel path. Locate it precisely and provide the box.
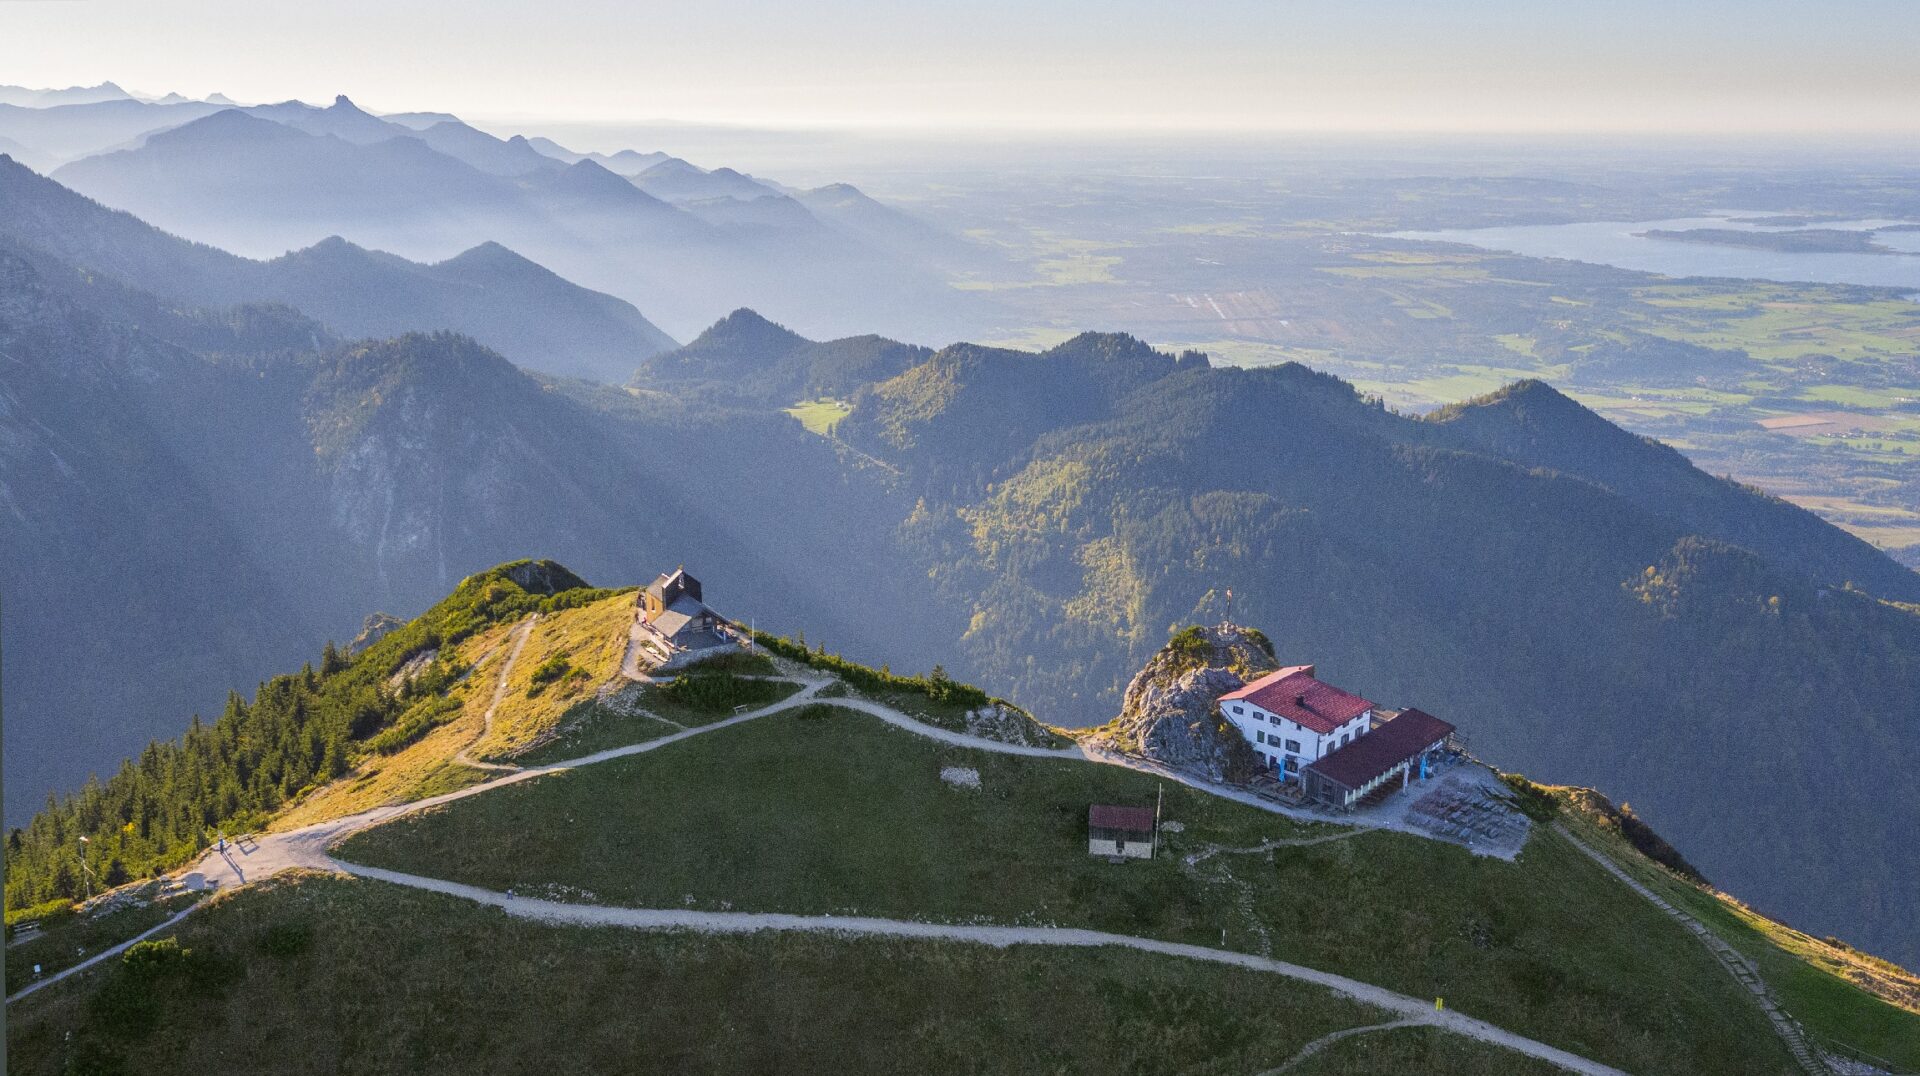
[1555,822,1827,1075]
[326,860,1620,1075]
[452,614,540,773]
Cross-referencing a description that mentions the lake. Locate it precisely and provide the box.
[1389,214,1920,294]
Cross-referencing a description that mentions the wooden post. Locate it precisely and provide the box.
[1153,784,1164,860]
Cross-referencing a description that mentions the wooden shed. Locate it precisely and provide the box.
[1088,804,1157,860]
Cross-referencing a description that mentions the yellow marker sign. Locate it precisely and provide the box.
[1436,997,1445,1011]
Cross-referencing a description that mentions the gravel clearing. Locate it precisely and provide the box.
[940,766,981,789]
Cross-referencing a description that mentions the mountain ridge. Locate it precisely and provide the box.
[0,158,676,379]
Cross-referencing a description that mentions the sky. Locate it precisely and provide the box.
[4,0,1919,136]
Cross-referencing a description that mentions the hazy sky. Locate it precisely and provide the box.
[5,0,1919,135]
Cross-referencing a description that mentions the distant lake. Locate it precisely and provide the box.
[1389,214,1920,294]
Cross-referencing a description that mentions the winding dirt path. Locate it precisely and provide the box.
[325,860,1620,1075]
[1183,828,1368,868]
[1255,1017,1424,1074]
[452,614,540,773]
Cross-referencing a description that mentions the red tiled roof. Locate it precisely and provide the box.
[1218,668,1375,735]
[1088,804,1157,833]
[1305,708,1456,791]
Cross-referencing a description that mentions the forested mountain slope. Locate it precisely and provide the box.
[1426,379,1920,601]
[0,248,958,827]
[631,307,932,403]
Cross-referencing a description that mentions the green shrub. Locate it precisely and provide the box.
[752,632,990,710]
[1241,627,1276,659]
[121,937,190,978]
[5,896,74,932]
[365,696,462,755]
[661,674,791,715]
[1163,625,1214,673]
[528,654,573,687]
[1499,773,1561,822]
[94,937,233,1038]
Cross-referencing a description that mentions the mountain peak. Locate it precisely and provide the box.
[1047,330,1157,357]
[689,307,807,352]
[1496,378,1576,407]
[639,156,703,177]
[306,234,365,254]
[438,240,537,271]
[548,157,660,201]
[151,107,304,147]
[1430,378,1595,431]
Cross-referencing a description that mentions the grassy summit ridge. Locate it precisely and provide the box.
[339,705,1793,1075]
[7,566,1918,1073]
[3,561,620,911]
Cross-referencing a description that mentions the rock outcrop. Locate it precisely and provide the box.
[348,612,404,655]
[1090,623,1278,781]
[963,701,1064,748]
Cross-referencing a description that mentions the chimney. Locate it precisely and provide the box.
[1294,693,1306,707]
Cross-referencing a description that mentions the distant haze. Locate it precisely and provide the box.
[6,0,1920,137]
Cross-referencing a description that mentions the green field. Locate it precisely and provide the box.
[6,871,1573,1076]
[341,706,1796,1075]
[782,397,852,436]
[1633,285,1920,363]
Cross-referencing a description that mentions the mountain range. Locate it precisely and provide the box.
[5,94,988,340]
[0,157,675,380]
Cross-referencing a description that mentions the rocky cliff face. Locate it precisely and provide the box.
[1090,623,1277,781]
